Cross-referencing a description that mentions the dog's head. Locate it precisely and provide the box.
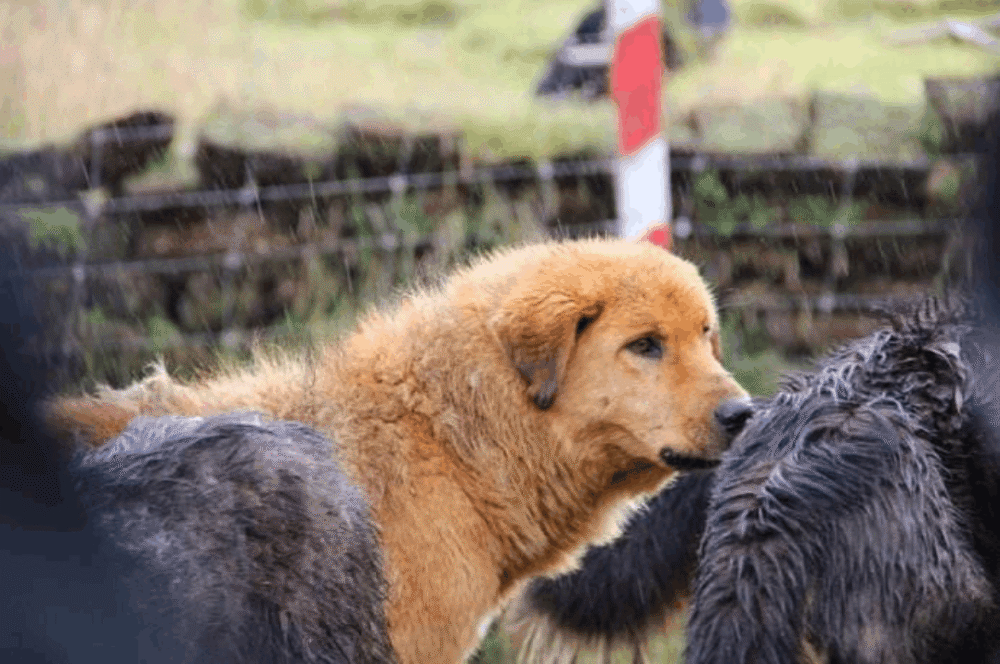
[487,239,750,473]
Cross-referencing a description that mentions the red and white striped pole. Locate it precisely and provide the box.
[607,0,672,249]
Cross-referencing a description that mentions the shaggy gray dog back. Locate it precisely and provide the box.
[68,412,396,664]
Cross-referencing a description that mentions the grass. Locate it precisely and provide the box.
[468,617,687,664]
[3,0,999,161]
[720,310,807,396]
[2,0,615,158]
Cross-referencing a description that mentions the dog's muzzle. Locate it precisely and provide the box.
[658,398,756,470]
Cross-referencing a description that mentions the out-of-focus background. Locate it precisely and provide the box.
[2,1,998,660]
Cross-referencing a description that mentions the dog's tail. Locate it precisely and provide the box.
[504,471,714,664]
[45,394,142,448]
[44,359,202,447]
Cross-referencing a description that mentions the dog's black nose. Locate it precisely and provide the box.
[715,398,754,437]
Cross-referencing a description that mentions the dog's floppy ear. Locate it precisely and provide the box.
[491,295,602,410]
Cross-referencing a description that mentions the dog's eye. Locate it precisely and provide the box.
[626,336,663,359]
[703,324,711,335]
[576,316,595,337]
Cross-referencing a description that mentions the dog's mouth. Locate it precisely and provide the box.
[609,458,657,485]
[659,449,721,471]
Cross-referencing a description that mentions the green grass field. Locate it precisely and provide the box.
[4,0,998,160]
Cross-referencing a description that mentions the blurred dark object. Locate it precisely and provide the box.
[972,75,1000,322]
[0,110,174,203]
[0,211,79,383]
[0,221,80,530]
[687,0,731,57]
[1,287,394,664]
[926,76,1000,154]
[535,6,683,100]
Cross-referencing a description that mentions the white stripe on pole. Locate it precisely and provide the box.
[616,136,668,239]
[607,0,672,248]
[607,0,658,34]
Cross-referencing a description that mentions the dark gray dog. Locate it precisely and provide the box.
[685,298,1000,664]
[509,297,1000,664]
[83,413,396,664]
[3,408,396,664]
[1,255,395,664]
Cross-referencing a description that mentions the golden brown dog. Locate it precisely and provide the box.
[47,238,750,664]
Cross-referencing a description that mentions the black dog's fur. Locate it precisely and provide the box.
[686,298,1000,664]
[2,240,395,663]
[506,471,713,660]
[510,297,1000,664]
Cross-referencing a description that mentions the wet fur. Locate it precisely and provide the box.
[508,98,1000,664]
[685,298,1000,664]
[506,471,714,663]
[73,413,394,664]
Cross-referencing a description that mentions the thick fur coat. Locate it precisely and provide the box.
[45,238,750,664]
[685,298,1000,664]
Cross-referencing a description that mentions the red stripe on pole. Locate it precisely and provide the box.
[610,15,663,156]
[640,222,672,251]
